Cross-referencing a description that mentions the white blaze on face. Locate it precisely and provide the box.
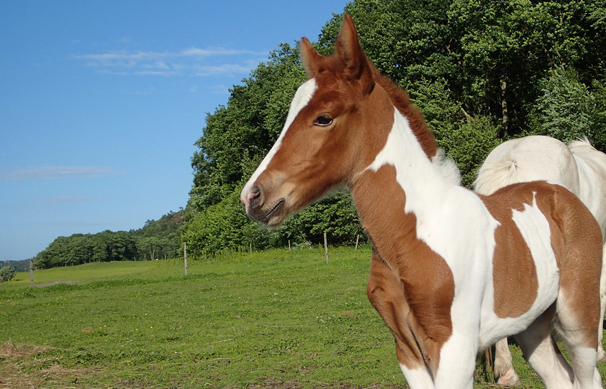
[240,78,318,207]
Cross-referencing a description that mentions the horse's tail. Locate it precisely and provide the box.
[473,159,520,195]
[568,136,597,157]
[567,137,606,233]
[568,137,601,185]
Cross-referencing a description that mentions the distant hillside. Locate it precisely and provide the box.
[130,210,186,261]
[33,209,186,269]
[1,259,31,272]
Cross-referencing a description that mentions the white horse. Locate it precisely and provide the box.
[475,135,606,386]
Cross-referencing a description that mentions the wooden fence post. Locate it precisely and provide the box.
[355,234,360,250]
[29,259,33,288]
[324,232,328,264]
[184,242,188,276]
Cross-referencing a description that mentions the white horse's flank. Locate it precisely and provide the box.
[475,135,606,386]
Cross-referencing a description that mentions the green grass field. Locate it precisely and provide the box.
[0,246,600,388]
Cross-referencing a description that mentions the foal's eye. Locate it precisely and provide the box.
[314,114,333,127]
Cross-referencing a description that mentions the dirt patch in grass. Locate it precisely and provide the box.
[0,342,97,389]
[0,341,55,360]
[1,364,98,389]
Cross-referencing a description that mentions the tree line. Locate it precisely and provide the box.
[29,0,606,264]
[181,0,606,257]
[34,210,184,269]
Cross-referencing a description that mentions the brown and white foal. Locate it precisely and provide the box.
[240,15,603,389]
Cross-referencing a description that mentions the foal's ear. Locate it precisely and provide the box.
[336,14,375,95]
[300,37,323,78]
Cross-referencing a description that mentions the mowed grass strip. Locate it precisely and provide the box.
[0,246,600,388]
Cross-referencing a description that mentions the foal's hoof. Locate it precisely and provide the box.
[598,348,606,363]
[496,368,522,387]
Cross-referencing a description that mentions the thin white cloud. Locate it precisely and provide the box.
[76,50,167,63]
[194,64,254,76]
[133,70,179,76]
[141,61,170,70]
[181,47,262,57]
[72,46,267,76]
[0,166,121,181]
[43,196,101,205]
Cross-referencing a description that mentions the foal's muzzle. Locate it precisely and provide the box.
[241,185,286,226]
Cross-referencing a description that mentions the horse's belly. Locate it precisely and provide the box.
[478,272,559,349]
[478,291,557,349]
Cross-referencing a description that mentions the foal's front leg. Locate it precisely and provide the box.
[432,331,479,389]
[367,253,435,388]
[367,252,477,388]
[398,361,435,388]
[400,341,477,389]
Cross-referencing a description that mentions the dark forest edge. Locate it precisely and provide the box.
[28,210,186,270]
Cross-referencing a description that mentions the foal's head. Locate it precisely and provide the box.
[241,15,432,225]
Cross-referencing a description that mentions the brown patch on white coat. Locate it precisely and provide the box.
[484,182,602,345]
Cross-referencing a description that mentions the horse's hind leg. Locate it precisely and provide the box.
[554,207,603,388]
[597,243,606,362]
[494,337,522,387]
[514,306,574,389]
[555,292,602,389]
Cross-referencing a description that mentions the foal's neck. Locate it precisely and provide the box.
[351,108,453,259]
[359,108,451,210]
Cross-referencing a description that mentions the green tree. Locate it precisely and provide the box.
[182,190,262,257]
[33,208,185,269]
[35,230,139,269]
[281,192,365,246]
[533,66,606,149]
[131,210,185,260]
[0,266,16,282]
[332,0,606,136]
[184,0,606,256]
[189,44,307,211]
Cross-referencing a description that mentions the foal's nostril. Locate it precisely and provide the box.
[249,187,260,199]
[248,187,262,208]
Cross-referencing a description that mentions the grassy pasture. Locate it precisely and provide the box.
[0,246,599,388]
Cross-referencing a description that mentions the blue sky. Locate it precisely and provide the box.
[0,0,350,261]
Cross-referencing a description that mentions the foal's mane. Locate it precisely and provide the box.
[375,72,438,159]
